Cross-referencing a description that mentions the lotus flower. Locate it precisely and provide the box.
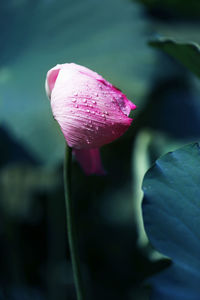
[45,63,136,175]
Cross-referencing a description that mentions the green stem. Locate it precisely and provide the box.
[64,145,85,300]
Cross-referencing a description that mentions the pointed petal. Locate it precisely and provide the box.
[73,148,105,175]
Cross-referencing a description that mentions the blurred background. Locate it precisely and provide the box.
[1,0,200,299]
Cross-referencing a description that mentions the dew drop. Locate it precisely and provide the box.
[86,109,90,113]
[95,92,98,97]
[102,114,105,118]
[74,92,78,96]
[91,111,95,114]
[83,99,87,103]
[105,111,109,115]
[92,100,96,104]
[72,99,76,102]
[75,104,78,108]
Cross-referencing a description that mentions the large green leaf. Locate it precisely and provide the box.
[149,38,200,78]
[142,143,200,273]
[149,264,200,300]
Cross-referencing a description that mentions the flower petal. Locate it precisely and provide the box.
[73,148,105,175]
[45,65,61,98]
[50,64,136,149]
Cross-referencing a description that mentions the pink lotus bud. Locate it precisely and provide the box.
[45,63,136,175]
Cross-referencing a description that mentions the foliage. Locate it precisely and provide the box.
[149,38,200,78]
[142,143,200,299]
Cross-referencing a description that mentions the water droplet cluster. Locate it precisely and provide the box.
[59,79,131,148]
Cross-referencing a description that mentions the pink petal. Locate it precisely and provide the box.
[63,63,103,81]
[45,65,61,98]
[73,148,105,175]
[49,63,136,150]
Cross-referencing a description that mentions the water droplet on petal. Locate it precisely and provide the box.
[95,93,98,97]
[92,100,96,104]
[102,114,105,118]
[74,92,78,96]
[83,99,87,103]
[72,99,76,102]
[105,111,109,115]
[86,109,90,113]
[75,104,78,108]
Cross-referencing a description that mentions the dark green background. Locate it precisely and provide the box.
[1,0,200,299]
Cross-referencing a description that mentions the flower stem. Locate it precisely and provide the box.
[64,145,85,300]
